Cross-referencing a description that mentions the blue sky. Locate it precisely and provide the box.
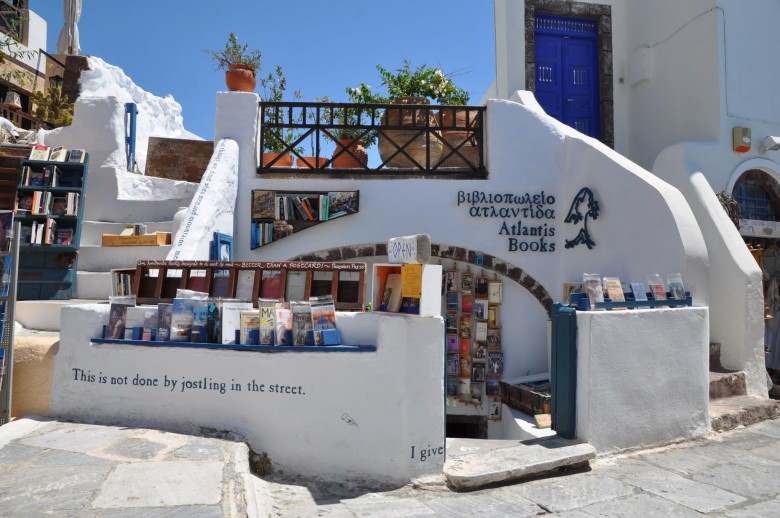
[31,1,496,141]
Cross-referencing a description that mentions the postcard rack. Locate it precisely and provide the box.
[575,292,692,311]
[132,260,367,310]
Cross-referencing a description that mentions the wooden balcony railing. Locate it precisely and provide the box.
[258,101,486,177]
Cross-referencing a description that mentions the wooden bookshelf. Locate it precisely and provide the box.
[132,260,367,310]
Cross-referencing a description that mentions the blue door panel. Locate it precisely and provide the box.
[534,35,563,120]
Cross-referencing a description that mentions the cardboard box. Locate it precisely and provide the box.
[102,233,171,247]
[500,379,551,416]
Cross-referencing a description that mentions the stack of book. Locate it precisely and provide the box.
[28,144,86,163]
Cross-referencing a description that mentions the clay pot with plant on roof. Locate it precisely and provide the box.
[206,32,262,92]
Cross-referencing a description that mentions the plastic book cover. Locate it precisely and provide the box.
[221,302,253,344]
[274,305,292,346]
[630,282,648,301]
[486,378,500,397]
[206,301,222,344]
[239,310,260,345]
[446,353,459,376]
[667,273,686,300]
[107,302,132,339]
[310,295,336,346]
[446,334,458,352]
[583,273,604,308]
[190,300,209,343]
[258,298,279,345]
[124,307,147,340]
[156,303,173,341]
[602,277,625,302]
[488,352,504,375]
[170,298,195,342]
[446,377,458,397]
[646,274,667,301]
[291,301,313,346]
[142,307,158,341]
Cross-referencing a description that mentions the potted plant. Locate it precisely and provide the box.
[323,89,379,169]
[206,32,262,93]
[350,61,470,168]
[259,65,303,167]
[297,97,332,170]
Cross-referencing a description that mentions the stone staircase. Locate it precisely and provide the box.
[708,342,780,432]
[14,218,175,332]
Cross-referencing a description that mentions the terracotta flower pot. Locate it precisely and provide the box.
[262,152,293,168]
[225,64,256,92]
[378,96,442,169]
[436,107,482,169]
[297,156,329,169]
[331,139,368,169]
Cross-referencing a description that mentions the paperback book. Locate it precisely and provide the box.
[667,273,686,300]
[274,304,292,346]
[310,295,337,345]
[156,303,173,341]
[221,301,253,344]
[258,298,278,345]
[291,301,313,346]
[239,310,260,345]
[583,273,605,309]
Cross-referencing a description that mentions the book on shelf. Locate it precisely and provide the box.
[602,277,626,308]
[190,300,209,343]
[474,342,486,359]
[28,170,44,186]
[274,304,292,346]
[292,197,309,221]
[458,378,471,402]
[142,307,158,341]
[67,149,86,163]
[379,273,402,312]
[260,269,282,299]
[50,196,67,215]
[459,313,472,338]
[318,194,330,221]
[474,299,489,320]
[106,300,133,339]
[124,307,148,340]
[459,337,470,356]
[446,334,458,353]
[461,293,473,313]
[583,273,605,308]
[488,280,503,304]
[667,273,686,300]
[471,381,484,401]
[327,191,358,219]
[446,377,458,397]
[258,298,278,345]
[43,165,60,187]
[310,295,337,345]
[486,328,501,350]
[630,282,648,301]
[252,190,276,219]
[459,355,472,378]
[16,193,32,213]
[291,300,313,346]
[646,274,667,301]
[170,298,195,342]
[221,301,253,344]
[49,146,68,162]
[486,378,500,397]
[239,309,260,345]
[0,256,11,297]
[475,320,488,341]
[54,228,74,245]
[44,218,58,244]
[65,192,80,215]
[156,303,173,341]
[471,362,486,382]
[206,300,222,343]
[487,351,504,375]
[29,144,50,161]
[475,276,489,297]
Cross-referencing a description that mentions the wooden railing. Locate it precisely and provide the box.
[258,101,486,177]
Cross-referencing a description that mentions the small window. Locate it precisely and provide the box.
[734,180,777,221]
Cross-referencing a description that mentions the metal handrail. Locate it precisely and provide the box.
[258,101,486,176]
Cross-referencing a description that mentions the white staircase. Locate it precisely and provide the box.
[15,219,175,332]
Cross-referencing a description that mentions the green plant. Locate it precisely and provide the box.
[259,65,303,154]
[31,84,73,127]
[206,32,262,71]
[349,60,470,105]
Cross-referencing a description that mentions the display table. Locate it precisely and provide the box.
[50,304,445,483]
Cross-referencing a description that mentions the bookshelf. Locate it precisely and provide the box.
[132,260,367,311]
[251,189,359,249]
[1,221,20,425]
[15,156,89,300]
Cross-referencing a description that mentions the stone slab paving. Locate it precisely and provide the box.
[0,417,256,517]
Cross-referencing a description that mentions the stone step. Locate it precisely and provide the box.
[709,370,747,400]
[15,299,103,332]
[80,220,174,246]
[76,271,114,300]
[709,395,780,432]
[77,243,171,271]
[442,437,596,491]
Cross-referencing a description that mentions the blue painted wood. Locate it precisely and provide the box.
[534,14,600,139]
[551,303,577,439]
[91,338,376,353]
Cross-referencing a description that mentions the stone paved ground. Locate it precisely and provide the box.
[255,418,780,517]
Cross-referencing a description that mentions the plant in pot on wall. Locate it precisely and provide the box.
[323,88,379,169]
[349,61,470,169]
[206,32,262,92]
[297,97,332,170]
[259,65,303,167]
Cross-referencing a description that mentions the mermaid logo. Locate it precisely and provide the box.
[564,188,599,249]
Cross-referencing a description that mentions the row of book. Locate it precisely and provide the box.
[20,165,61,187]
[104,294,339,347]
[578,273,687,309]
[20,220,73,245]
[29,144,86,163]
[17,191,80,217]
[252,190,359,222]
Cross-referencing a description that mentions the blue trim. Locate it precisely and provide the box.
[91,338,376,353]
[535,13,597,38]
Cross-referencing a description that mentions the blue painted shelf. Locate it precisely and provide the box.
[91,338,376,353]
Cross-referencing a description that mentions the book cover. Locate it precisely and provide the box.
[235,270,255,301]
[445,291,459,310]
[486,328,501,350]
[310,295,337,345]
[67,149,86,163]
[488,280,503,304]
[190,300,209,343]
[603,277,625,302]
[141,307,158,341]
[475,320,488,342]
[50,196,67,215]
[459,313,472,338]
[460,272,473,294]
[239,310,260,345]
[667,273,686,300]
[16,194,33,212]
[252,190,276,219]
[284,270,306,301]
[472,362,486,382]
[206,300,222,343]
[124,307,147,340]
[487,305,500,327]
[473,342,486,359]
[327,191,359,219]
[446,353,459,376]
[489,401,502,420]
[474,299,489,320]
[459,337,470,356]
[291,301,313,346]
[318,194,329,221]
[646,274,667,301]
[475,276,489,297]
[458,378,471,402]
[156,303,173,341]
[274,305,292,346]
[379,273,402,312]
[445,311,458,332]
[471,382,484,402]
[486,378,500,397]
[583,273,605,308]
[258,298,278,345]
[488,351,504,375]
[446,334,458,352]
[399,297,419,314]
[459,356,472,378]
[49,146,68,162]
[461,293,473,313]
[0,256,10,297]
[631,282,648,301]
[221,301,253,344]
[29,144,50,161]
[170,298,195,342]
[446,377,458,397]
[106,302,132,339]
[445,270,457,293]
[54,228,73,245]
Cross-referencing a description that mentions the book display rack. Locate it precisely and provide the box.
[444,265,504,420]
[250,189,359,249]
[131,260,366,311]
[15,154,89,300]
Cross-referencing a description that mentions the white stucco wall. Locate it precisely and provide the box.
[576,307,710,452]
[49,305,445,483]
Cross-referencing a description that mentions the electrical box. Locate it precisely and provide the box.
[733,126,751,153]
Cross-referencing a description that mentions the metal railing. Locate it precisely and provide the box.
[0,2,24,43]
[258,101,486,176]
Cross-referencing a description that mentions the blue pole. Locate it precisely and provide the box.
[125,103,137,172]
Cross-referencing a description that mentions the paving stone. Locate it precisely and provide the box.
[345,496,440,517]
[172,438,224,460]
[93,460,223,509]
[420,491,542,517]
[34,447,112,466]
[501,471,635,513]
[0,463,113,514]
[597,457,746,513]
[741,418,780,440]
[0,443,44,464]
[579,492,702,517]
[20,422,135,453]
[89,505,224,517]
[690,462,780,500]
[635,446,728,476]
[723,497,780,517]
[103,437,168,460]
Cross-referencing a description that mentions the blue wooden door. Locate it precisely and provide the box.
[534,15,600,139]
